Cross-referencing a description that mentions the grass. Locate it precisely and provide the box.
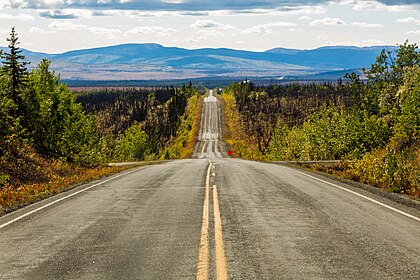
[0,145,130,216]
[302,143,420,198]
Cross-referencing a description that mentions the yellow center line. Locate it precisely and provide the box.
[196,160,212,280]
[197,161,228,280]
[213,184,228,280]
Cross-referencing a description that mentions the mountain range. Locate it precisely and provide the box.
[0,43,397,82]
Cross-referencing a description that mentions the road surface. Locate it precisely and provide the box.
[0,90,419,279]
[193,89,226,159]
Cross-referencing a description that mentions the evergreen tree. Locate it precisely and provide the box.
[1,27,29,107]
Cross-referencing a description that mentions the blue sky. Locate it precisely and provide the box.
[0,0,419,53]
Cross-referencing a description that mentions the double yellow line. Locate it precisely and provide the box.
[197,160,228,280]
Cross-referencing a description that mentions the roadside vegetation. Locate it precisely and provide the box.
[220,93,265,160]
[161,94,203,159]
[0,28,200,214]
[222,41,419,197]
[0,150,128,215]
[76,82,198,161]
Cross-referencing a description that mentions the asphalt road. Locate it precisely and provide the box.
[0,90,419,279]
[193,89,226,159]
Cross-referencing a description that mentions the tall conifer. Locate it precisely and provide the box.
[1,27,29,105]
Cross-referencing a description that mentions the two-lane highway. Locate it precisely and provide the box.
[0,90,419,279]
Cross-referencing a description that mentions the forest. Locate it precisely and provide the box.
[222,41,420,197]
[75,84,197,161]
[0,28,201,213]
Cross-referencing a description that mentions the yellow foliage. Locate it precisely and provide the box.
[219,94,267,161]
[349,143,420,196]
[162,95,203,159]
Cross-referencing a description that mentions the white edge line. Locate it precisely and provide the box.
[281,166,420,222]
[0,167,144,230]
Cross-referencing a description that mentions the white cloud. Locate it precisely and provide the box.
[351,22,383,28]
[182,29,224,43]
[43,0,63,4]
[325,38,384,46]
[127,10,173,17]
[350,0,413,12]
[126,26,177,37]
[197,29,223,37]
[39,9,94,19]
[361,38,384,45]
[0,13,35,21]
[29,26,56,33]
[278,5,326,15]
[89,27,122,38]
[0,0,9,9]
[190,20,234,29]
[6,0,29,8]
[182,36,198,43]
[162,0,185,3]
[299,16,312,20]
[241,22,296,34]
[309,17,346,26]
[92,10,123,17]
[47,20,120,38]
[397,17,420,24]
[233,5,326,16]
[406,29,420,35]
[181,11,210,16]
[331,0,354,4]
[48,20,87,30]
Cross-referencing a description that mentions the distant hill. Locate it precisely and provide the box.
[1,44,397,81]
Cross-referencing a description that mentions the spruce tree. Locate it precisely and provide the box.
[1,27,29,106]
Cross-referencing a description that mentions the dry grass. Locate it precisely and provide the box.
[0,145,128,216]
[306,144,420,198]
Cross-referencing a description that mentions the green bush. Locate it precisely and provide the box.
[115,124,149,161]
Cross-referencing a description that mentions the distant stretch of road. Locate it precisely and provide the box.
[0,90,419,279]
[193,89,225,159]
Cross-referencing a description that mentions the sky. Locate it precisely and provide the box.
[0,0,419,53]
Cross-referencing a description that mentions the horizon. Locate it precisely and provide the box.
[0,0,419,53]
[0,40,401,55]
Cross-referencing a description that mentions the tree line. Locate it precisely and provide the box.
[223,79,352,155]
[76,84,195,161]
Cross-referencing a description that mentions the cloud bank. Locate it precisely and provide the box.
[5,0,418,11]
